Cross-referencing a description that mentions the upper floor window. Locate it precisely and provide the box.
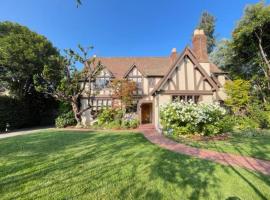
[127,67,143,95]
[95,70,111,89]
[148,78,155,87]
[95,77,110,89]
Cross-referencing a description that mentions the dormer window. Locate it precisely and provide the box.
[95,69,112,89]
[95,77,110,89]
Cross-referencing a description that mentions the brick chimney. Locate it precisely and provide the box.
[192,29,209,63]
[170,48,177,63]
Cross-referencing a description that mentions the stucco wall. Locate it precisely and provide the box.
[154,94,172,130]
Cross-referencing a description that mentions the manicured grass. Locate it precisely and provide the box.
[169,130,270,161]
[0,130,270,200]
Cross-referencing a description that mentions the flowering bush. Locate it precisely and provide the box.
[122,113,139,128]
[96,108,139,129]
[160,101,227,136]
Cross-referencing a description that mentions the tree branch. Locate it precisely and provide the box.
[255,29,270,77]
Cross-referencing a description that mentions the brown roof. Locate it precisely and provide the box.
[90,53,225,78]
[92,57,172,78]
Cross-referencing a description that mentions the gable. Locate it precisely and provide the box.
[96,67,114,78]
[124,65,144,78]
[151,47,218,95]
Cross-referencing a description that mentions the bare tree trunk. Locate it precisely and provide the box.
[71,96,82,127]
[255,30,270,93]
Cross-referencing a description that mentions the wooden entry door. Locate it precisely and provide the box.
[141,103,152,124]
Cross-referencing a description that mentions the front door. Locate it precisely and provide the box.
[141,103,152,124]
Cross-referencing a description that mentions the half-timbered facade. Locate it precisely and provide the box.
[80,29,228,130]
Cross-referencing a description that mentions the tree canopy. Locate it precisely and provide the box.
[212,1,270,103]
[0,21,62,98]
[197,11,216,54]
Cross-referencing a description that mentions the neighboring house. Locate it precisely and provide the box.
[80,29,228,130]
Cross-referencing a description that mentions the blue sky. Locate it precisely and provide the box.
[0,0,265,57]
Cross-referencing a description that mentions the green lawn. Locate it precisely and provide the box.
[169,130,270,161]
[0,130,270,200]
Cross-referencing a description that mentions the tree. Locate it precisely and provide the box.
[197,11,216,53]
[232,1,270,101]
[211,2,270,103]
[0,21,62,98]
[76,0,82,7]
[34,45,103,126]
[0,21,61,127]
[210,39,233,70]
[110,79,136,110]
[224,79,251,115]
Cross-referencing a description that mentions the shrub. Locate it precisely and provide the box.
[106,120,122,129]
[160,101,227,136]
[97,108,124,125]
[96,109,139,129]
[121,113,139,129]
[234,116,259,131]
[247,103,270,129]
[55,111,76,128]
[202,124,221,136]
[121,118,139,129]
[216,115,235,133]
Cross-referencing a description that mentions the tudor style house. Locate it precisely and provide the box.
[80,29,227,130]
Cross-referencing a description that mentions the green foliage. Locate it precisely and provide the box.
[232,1,270,72]
[234,116,259,131]
[0,21,60,128]
[209,39,234,72]
[0,95,58,131]
[0,96,27,131]
[0,21,62,98]
[213,2,270,103]
[55,111,76,128]
[224,79,251,114]
[160,101,227,136]
[121,118,139,129]
[96,108,139,129]
[197,11,216,53]
[55,102,76,128]
[34,43,103,125]
[97,108,124,126]
[216,115,235,133]
[247,103,270,129]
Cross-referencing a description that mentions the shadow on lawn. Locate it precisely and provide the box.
[0,131,153,199]
[149,149,220,199]
[0,131,269,200]
[198,131,270,161]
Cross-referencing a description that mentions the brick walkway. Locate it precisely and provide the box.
[139,124,270,175]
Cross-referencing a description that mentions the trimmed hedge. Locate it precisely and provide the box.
[0,95,58,132]
[0,96,28,131]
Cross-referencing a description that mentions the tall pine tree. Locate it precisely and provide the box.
[197,11,216,54]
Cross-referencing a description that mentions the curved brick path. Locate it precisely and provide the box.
[139,124,270,175]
